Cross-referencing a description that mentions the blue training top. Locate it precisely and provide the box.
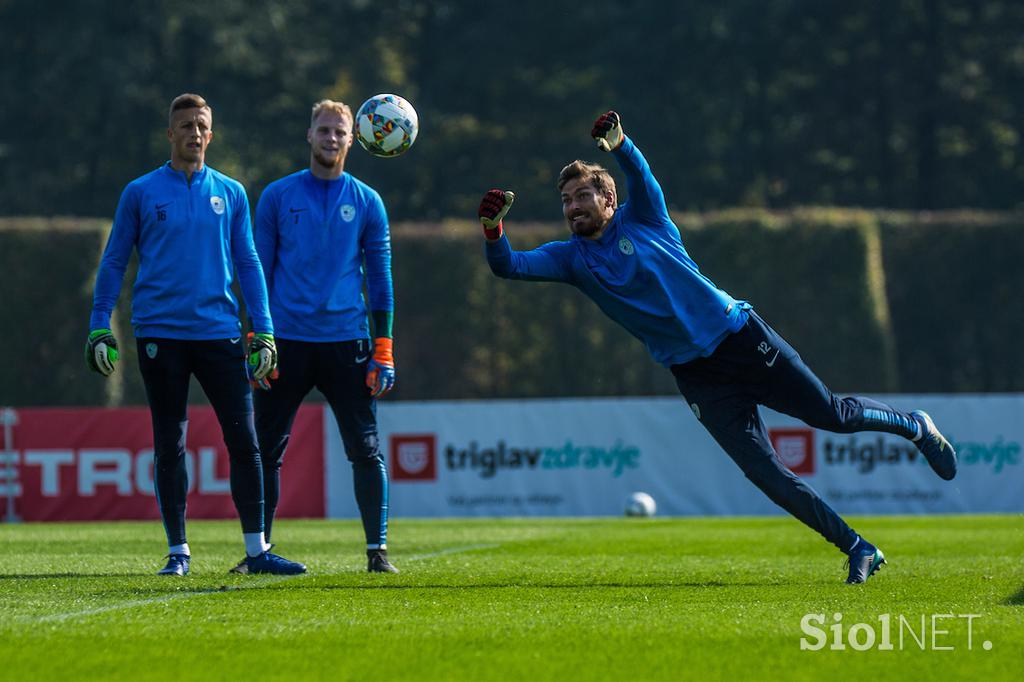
[254,170,393,342]
[90,163,272,339]
[485,136,749,368]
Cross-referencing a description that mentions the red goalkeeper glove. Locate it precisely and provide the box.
[591,110,624,152]
[478,189,515,240]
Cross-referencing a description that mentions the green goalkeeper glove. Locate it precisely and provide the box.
[85,328,119,376]
[246,332,278,389]
[591,110,624,152]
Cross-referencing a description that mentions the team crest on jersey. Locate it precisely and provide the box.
[210,196,225,215]
[618,237,635,255]
[146,343,158,359]
[690,403,701,420]
[340,204,356,222]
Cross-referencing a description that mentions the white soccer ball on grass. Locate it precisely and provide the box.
[624,491,656,517]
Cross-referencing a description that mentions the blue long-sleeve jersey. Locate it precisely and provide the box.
[486,136,749,367]
[90,163,272,338]
[254,170,393,342]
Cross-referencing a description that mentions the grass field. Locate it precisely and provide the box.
[0,515,1021,681]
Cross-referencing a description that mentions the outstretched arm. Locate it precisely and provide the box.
[478,189,571,282]
[592,111,671,227]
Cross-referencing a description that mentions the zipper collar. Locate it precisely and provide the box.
[163,161,208,185]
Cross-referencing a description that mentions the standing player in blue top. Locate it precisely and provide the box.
[86,93,306,577]
[249,100,398,574]
[478,111,958,584]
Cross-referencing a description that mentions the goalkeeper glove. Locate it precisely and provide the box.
[365,337,395,398]
[591,110,624,152]
[85,328,119,376]
[478,189,515,240]
[246,332,278,390]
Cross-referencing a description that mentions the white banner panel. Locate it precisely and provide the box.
[324,395,1024,518]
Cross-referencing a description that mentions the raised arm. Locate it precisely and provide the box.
[592,111,671,226]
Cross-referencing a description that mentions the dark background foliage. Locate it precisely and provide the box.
[2,0,1022,406]
[2,0,1023,222]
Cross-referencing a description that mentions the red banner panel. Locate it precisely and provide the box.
[0,406,324,521]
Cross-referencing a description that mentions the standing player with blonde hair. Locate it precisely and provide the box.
[248,99,398,573]
[477,110,958,584]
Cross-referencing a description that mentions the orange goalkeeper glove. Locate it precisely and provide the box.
[366,337,395,397]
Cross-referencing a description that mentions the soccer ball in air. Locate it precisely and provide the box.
[355,93,419,158]
[624,491,656,517]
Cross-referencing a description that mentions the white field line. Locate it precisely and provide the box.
[25,591,219,624]
[402,543,500,562]
[20,574,298,625]
[12,543,500,626]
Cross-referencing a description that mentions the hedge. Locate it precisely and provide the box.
[2,209,1019,406]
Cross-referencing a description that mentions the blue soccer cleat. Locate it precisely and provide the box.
[845,540,886,584]
[157,553,190,576]
[910,410,958,480]
[239,549,307,575]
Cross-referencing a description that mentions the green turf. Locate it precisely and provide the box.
[0,515,1021,680]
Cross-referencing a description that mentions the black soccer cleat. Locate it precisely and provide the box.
[910,410,958,480]
[845,540,886,584]
[368,549,399,574]
[157,553,191,576]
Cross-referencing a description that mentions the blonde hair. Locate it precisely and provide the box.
[310,99,353,126]
[168,93,211,126]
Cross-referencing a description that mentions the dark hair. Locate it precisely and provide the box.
[557,160,616,199]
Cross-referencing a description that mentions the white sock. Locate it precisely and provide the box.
[244,532,271,557]
[366,543,386,551]
[169,543,190,557]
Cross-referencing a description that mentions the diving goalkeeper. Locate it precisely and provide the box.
[477,111,958,584]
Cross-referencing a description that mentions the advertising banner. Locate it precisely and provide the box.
[3,395,1020,521]
[0,406,324,522]
[767,395,1023,515]
[325,396,1024,518]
